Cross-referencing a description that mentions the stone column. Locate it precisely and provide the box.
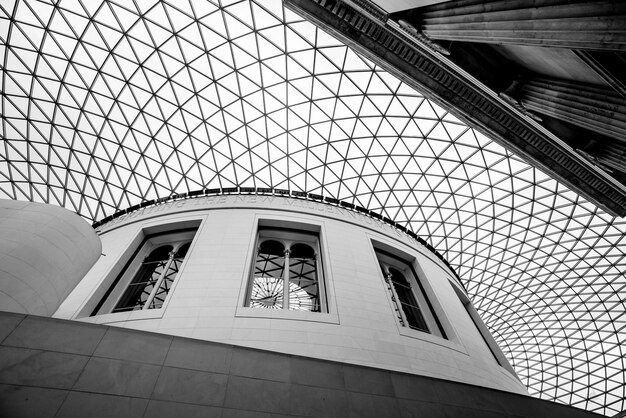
[578,142,626,176]
[519,77,626,143]
[410,0,626,51]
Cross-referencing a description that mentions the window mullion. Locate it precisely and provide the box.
[385,270,407,327]
[283,248,291,310]
[143,251,175,310]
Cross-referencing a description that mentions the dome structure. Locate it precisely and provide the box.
[0,0,625,415]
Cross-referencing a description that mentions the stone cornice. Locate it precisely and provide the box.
[284,0,626,217]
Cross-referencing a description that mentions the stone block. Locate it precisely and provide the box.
[0,346,87,389]
[343,364,395,396]
[164,337,232,373]
[230,346,290,382]
[0,312,24,344]
[290,357,345,390]
[289,384,349,418]
[0,383,67,418]
[55,392,148,418]
[73,357,161,398]
[224,376,290,414]
[348,392,400,418]
[94,326,172,365]
[396,399,447,418]
[390,373,440,403]
[491,391,546,417]
[434,380,507,413]
[3,316,105,355]
[152,366,228,406]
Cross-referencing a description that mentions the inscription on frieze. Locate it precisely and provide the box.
[96,194,418,246]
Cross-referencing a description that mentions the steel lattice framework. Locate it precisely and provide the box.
[1,0,625,414]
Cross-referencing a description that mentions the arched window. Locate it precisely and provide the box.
[248,229,325,312]
[94,229,197,315]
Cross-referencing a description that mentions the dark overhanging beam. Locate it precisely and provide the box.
[283,0,626,217]
[398,0,626,51]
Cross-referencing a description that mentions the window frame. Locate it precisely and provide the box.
[246,226,327,313]
[375,247,447,339]
[91,228,197,316]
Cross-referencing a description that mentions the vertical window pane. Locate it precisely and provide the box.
[149,257,179,309]
[113,245,172,312]
[149,242,192,309]
[250,240,285,309]
[289,243,319,312]
[389,267,429,332]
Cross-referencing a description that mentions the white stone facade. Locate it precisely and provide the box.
[55,194,526,394]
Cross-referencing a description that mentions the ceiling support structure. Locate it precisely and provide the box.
[577,141,626,176]
[284,0,626,216]
[406,0,626,51]
[520,77,626,143]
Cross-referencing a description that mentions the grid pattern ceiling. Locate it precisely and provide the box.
[1,0,625,414]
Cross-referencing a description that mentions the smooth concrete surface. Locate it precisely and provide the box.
[0,199,102,316]
[55,195,523,394]
[0,312,607,418]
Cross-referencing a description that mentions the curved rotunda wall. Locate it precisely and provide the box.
[0,199,102,316]
[55,194,525,395]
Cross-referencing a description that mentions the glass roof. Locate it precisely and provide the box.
[1,0,624,414]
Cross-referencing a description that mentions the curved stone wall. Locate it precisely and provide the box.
[55,194,525,394]
[0,312,602,418]
[0,199,102,316]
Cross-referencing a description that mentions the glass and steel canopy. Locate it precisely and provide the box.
[1,0,624,414]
